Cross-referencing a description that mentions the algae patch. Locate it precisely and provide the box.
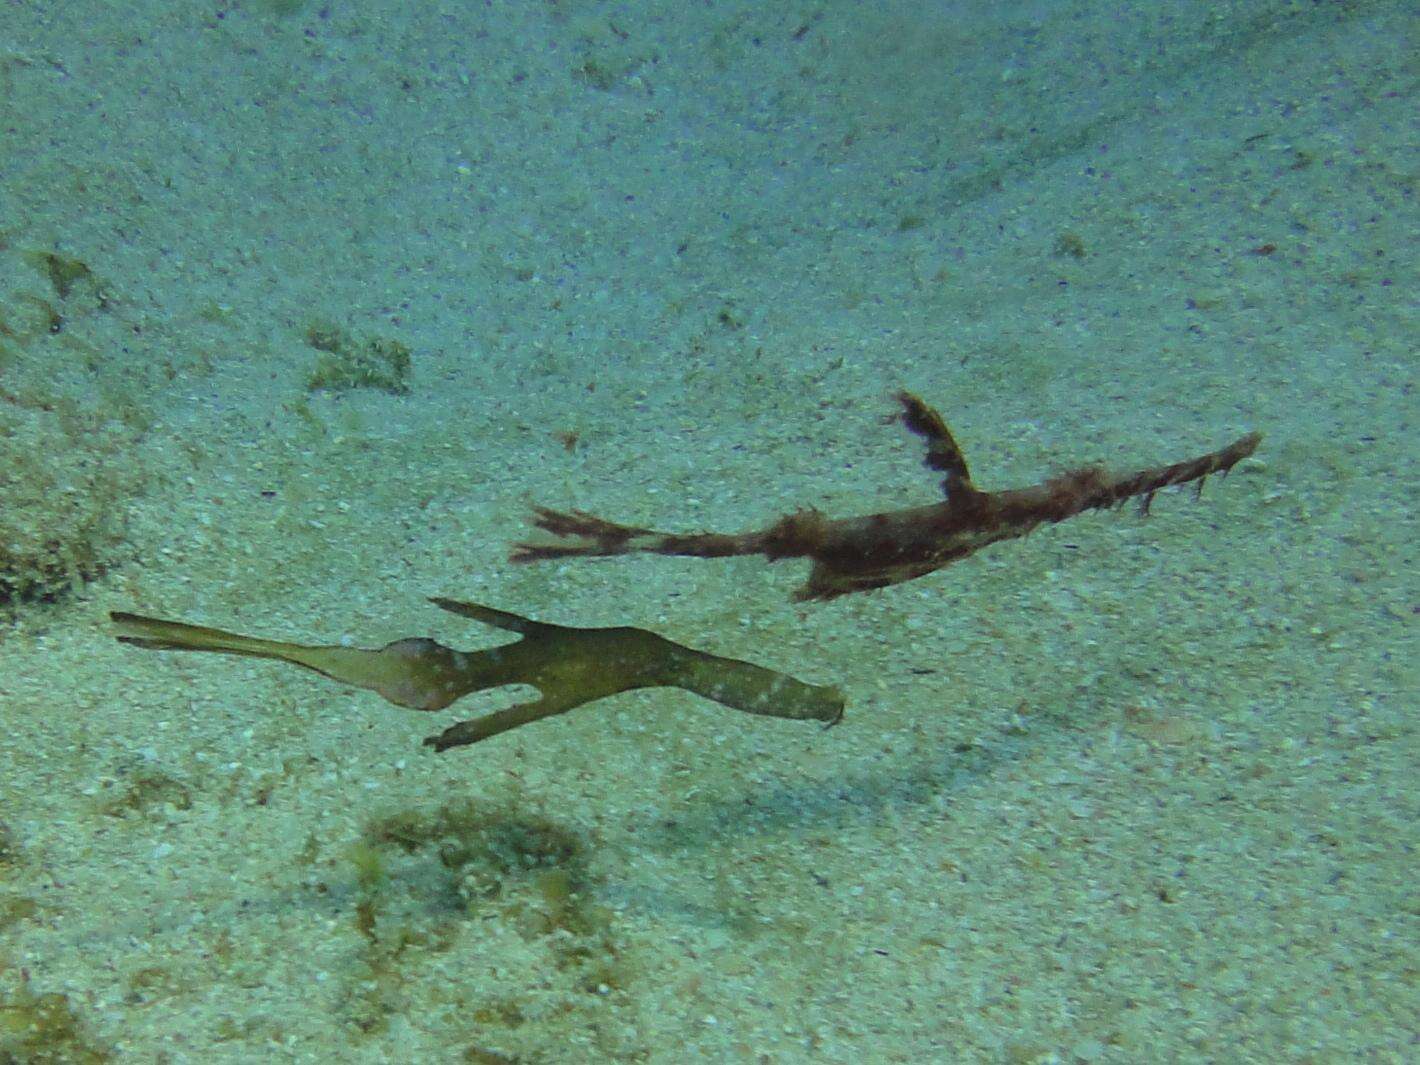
[331,799,633,1055]
[303,322,411,395]
[0,248,141,615]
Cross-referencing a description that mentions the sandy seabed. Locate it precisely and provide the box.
[1,2,1414,1061]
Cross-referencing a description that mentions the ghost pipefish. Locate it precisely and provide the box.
[111,598,843,752]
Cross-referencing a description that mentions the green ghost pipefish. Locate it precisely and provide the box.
[111,598,843,752]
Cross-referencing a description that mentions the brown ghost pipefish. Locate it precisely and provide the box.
[512,391,1260,600]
